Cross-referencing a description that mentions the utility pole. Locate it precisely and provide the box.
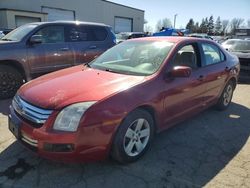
[174,14,178,28]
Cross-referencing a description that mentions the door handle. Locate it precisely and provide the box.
[60,47,69,51]
[89,45,97,49]
[197,75,204,81]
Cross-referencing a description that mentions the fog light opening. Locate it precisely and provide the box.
[44,143,74,152]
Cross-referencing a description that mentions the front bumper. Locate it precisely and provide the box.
[8,105,114,163]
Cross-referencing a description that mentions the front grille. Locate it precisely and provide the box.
[12,95,53,125]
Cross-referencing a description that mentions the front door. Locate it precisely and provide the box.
[162,43,208,129]
[27,25,74,76]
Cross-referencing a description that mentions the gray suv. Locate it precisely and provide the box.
[0,21,116,99]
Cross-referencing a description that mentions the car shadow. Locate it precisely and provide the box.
[0,99,12,116]
[0,102,250,187]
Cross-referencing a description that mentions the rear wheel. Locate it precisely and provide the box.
[0,65,24,99]
[215,80,234,111]
[111,109,154,163]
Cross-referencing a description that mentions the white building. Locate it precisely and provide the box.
[0,0,144,33]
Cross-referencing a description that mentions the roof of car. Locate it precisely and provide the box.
[27,21,109,27]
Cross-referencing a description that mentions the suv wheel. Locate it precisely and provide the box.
[0,65,24,99]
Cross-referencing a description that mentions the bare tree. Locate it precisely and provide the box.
[221,20,229,35]
[230,18,244,34]
[144,24,153,33]
[155,18,172,31]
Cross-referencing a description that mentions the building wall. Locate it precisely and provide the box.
[100,1,144,32]
[3,10,47,29]
[0,11,8,29]
[0,0,144,31]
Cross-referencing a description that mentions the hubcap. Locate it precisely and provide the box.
[123,118,150,157]
[223,84,233,106]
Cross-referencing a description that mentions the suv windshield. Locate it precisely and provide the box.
[1,24,38,41]
[91,40,174,76]
[230,41,250,52]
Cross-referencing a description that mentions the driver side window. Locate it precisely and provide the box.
[173,44,198,69]
[35,26,65,44]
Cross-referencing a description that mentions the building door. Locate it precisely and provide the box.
[15,16,41,27]
[42,7,75,21]
[114,17,132,33]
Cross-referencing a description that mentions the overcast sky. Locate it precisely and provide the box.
[110,0,250,31]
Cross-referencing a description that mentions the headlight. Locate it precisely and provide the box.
[53,102,96,132]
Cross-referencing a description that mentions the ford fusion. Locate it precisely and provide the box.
[9,37,239,163]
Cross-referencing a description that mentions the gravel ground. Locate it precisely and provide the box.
[0,83,250,188]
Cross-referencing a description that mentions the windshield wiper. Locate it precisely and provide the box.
[105,68,120,73]
[83,62,91,68]
[1,38,12,41]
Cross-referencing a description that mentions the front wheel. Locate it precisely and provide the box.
[215,81,234,111]
[111,109,154,163]
[0,65,24,99]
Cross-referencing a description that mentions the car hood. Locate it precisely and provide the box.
[0,40,20,50]
[231,51,250,59]
[18,65,146,109]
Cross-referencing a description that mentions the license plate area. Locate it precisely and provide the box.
[8,115,21,139]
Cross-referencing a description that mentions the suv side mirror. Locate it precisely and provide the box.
[29,35,42,44]
[170,66,192,78]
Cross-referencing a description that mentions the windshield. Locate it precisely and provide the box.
[230,41,250,52]
[116,33,130,40]
[91,40,174,76]
[1,24,38,41]
[223,40,239,45]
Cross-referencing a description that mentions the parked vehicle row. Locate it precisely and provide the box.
[8,37,240,163]
[0,21,116,99]
[226,40,250,80]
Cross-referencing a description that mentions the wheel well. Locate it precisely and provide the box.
[137,105,158,132]
[0,60,26,80]
[229,77,237,90]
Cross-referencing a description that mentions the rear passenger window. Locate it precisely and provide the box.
[66,25,107,42]
[90,26,108,41]
[201,43,225,66]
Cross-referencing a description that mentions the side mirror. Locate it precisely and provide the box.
[29,35,42,44]
[170,66,192,78]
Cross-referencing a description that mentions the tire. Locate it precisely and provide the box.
[111,109,154,163]
[0,65,24,99]
[215,80,234,111]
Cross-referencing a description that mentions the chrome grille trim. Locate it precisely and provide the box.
[12,95,53,124]
[21,134,38,147]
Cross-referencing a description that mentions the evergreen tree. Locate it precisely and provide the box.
[195,22,200,33]
[186,18,195,33]
[200,18,206,33]
[215,16,222,35]
[204,17,209,33]
[208,16,214,34]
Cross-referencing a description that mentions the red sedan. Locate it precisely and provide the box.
[9,37,240,163]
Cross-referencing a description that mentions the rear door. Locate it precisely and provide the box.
[199,42,228,105]
[28,25,74,75]
[66,25,109,65]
